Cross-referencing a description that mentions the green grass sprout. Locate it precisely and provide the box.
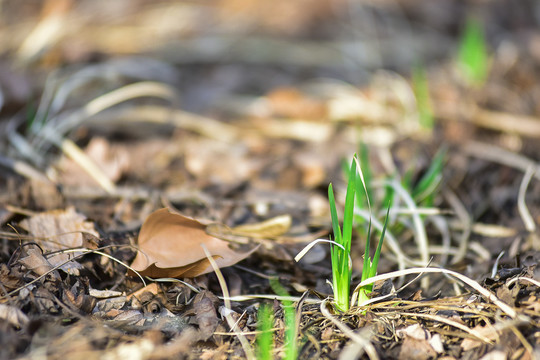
[412,147,446,206]
[457,17,488,86]
[412,64,434,132]
[357,143,373,209]
[298,154,397,312]
[328,157,357,312]
[269,278,298,360]
[329,154,390,311]
[256,304,274,360]
[357,206,390,306]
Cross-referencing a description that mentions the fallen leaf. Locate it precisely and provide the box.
[19,247,60,279]
[0,263,23,291]
[398,335,437,360]
[0,303,29,329]
[479,350,507,360]
[461,323,499,351]
[230,214,292,238]
[63,281,96,313]
[89,288,124,299]
[57,137,130,188]
[265,86,327,119]
[130,208,257,278]
[100,338,155,360]
[397,324,438,360]
[193,291,219,341]
[127,283,160,302]
[18,207,99,274]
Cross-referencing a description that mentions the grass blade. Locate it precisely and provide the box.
[369,205,391,280]
[413,147,446,202]
[457,17,488,85]
[269,279,298,360]
[342,158,357,255]
[412,64,434,132]
[256,304,274,360]
[357,144,373,209]
[328,183,342,245]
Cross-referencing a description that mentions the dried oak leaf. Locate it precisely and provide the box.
[130,208,257,278]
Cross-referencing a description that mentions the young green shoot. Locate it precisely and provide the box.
[298,154,393,312]
[412,64,434,132]
[357,207,390,306]
[256,304,274,360]
[412,147,446,206]
[269,278,298,360]
[328,157,357,312]
[457,17,488,86]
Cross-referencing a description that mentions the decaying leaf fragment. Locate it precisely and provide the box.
[230,214,292,238]
[130,208,257,278]
[19,247,60,279]
[18,207,99,274]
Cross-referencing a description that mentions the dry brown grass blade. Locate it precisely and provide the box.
[201,244,255,360]
[320,299,379,360]
[0,155,51,184]
[1,245,146,301]
[59,138,116,194]
[463,141,540,180]
[398,312,493,344]
[444,189,471,265]
[89,105,240,142]
[518,165,536,233]
[353,267,525,320]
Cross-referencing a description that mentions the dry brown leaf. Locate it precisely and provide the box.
[19,247,60,279]
[130,208,257,278]
[398,335,437,360]
[266,87,327,119]
[57,137,130,188]
[397,324,438,360]
[461,323,500,351]
[18,207,99,274]
[0,303,30,329]
[193,291,220,341]
[127,283,160,302]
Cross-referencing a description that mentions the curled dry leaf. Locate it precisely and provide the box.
[130,208,258,278]
[230,214,292,238]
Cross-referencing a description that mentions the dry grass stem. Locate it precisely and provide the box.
[518,165,536,232]
[320,299,379,360]
[201,244,255,360]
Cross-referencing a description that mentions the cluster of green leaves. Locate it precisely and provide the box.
[357,206,389,305]
[329,155,390,311]
[354,145,445,214]
[347,146,445,303]
[328,158,357,312]
[403,146,446,208]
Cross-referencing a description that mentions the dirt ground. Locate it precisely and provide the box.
[0,1,539,359]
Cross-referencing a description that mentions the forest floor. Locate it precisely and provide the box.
[0,1,539,359]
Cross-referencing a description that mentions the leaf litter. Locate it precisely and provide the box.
[0,1,539,359]
[130,208,258,278]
